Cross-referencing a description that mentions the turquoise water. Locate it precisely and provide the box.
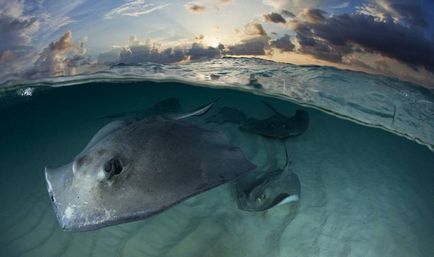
[4,58,434,150]
[0,81,433,257]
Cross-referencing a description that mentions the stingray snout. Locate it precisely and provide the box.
[44,163,81,230]
[44,167,55,202]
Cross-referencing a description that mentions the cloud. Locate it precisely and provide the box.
[49,31,74,51]
[0,16,39,50]
[357,0,428,27]
[263,0,327,12]
[244,21,267,36]
[331,2,349,9]
[188,43,221,60]
[185,2,206,12]
[270,34,294,52]
[224,20,272,56]
[0,0,39,51]
[33,0,85,39]
[281,9,295,18]
[0,50,15,63]
[99,37,222,65]
[301,8,326,23]
[119,44,185,64]
[263,0,290,10]
[195,34,205,42]
[0,0,41,81]
[100,20,273,64]
[293,9,434,71]
[97,48,122,64]
[226,36,270,55]
[105,0,169,19]
[25,31,88,78]
[263,12,286,23]
[0,0,23,17]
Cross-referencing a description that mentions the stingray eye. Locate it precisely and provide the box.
[256,193,266,202]
[103,158,123,178]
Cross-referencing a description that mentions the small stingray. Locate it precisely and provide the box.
[248,74,263,89]
[104,97,181,119]
[206,107,247,125]
[45,101,256,232]
[240,102,309,139]
[236,143,300,212]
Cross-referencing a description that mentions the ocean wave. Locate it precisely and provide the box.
[1,57,433,150]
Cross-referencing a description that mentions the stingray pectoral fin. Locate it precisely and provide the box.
[273,172,301,208]
[236,171,301,212]
[169,99,219,120]
[275,194,299,207]
[197,130,256,184]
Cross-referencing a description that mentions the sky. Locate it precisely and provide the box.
[1,0,434,87]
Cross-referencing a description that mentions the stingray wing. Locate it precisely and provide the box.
[45,119,255,231]
[120,119,257,216]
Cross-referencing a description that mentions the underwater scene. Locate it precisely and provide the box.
[1,77,434,257]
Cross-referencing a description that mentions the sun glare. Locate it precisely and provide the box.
[204,36,221,48]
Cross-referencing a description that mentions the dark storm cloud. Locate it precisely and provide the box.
[358,0,429,27]
[281,10,295,18]
[188,43,221,60]
[385,0,427,27]
[270,34,294,52]
[294,9,434,71]
[185,2,206,12]
[226,36,270,55]
[302,8,326,23]
[263,12,286,23]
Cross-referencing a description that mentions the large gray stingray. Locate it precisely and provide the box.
[45,101,256,232]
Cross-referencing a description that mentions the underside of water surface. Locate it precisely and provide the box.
[0,80,433,257]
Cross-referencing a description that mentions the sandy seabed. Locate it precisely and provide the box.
[0,82,433,257]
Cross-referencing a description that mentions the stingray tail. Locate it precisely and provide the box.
[281,141,291,170]
[262,101,286,117]
[169,99,219,120]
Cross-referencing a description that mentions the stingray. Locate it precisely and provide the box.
[206,107,247,125]
[239,102,309,139]
[103,97,181,120]
[236,143,300,212]
[45,101,256,232]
